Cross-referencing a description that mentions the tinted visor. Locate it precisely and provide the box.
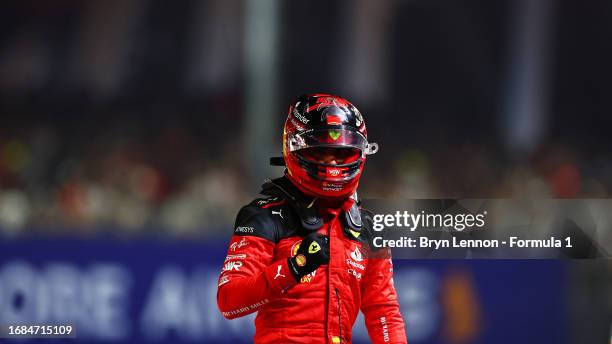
[298,146,361,165]
[287,128,378,157]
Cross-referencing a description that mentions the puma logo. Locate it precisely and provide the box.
[274,264,286,279]
[272,210,283,219]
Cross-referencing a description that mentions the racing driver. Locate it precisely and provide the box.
[217,93,407,343]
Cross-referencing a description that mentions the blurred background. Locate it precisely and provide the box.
[0,0,611,343]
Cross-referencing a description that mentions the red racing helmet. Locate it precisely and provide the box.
[282,93,378,199]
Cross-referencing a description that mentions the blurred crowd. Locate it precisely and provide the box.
[1,115,611,237]
[0,113,248,237]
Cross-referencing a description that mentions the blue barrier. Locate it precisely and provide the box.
[0,237,567,343]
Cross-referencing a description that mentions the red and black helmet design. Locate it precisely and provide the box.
[282,93,378,198]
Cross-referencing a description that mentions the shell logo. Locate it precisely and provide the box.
[291,241,301,256]
[290,240,317,283]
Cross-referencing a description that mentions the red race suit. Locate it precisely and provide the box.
[217,177,407,344]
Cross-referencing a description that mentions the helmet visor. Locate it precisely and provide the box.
[287,128,378,157]
[298,146,361,165]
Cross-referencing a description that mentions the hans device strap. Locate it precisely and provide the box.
[261,177,323,231]
[342,197,363,232]
[260,177,364,234]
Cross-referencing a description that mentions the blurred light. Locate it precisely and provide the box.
[84,184,114,223]
[442,269,481,343]
[549,164,581,198]
[395,149,432,198]
[115,198,149,230]
[394,269,440,342]
[129,164,162,202]
[1,140,31,174]
[0,190,30,234]
[58,181,87,222]
[505,166,551,198]
[398,149,430,176]
[160,194,200,233]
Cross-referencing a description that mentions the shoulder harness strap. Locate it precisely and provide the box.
[342,193,363,232]
[261,177,323,231]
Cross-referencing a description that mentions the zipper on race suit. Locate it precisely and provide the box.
[335,288,342,343]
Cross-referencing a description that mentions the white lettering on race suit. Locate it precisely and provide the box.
[257,197,278,206]
[346,259,365,271]
[224,254,246,262]
[222,261,243,272]
[230,238,249,251]
[234,226,254,234]
[347,269,362,280]
[218,275,231,287]
[222,299,270,317]
[380,316,389,342]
